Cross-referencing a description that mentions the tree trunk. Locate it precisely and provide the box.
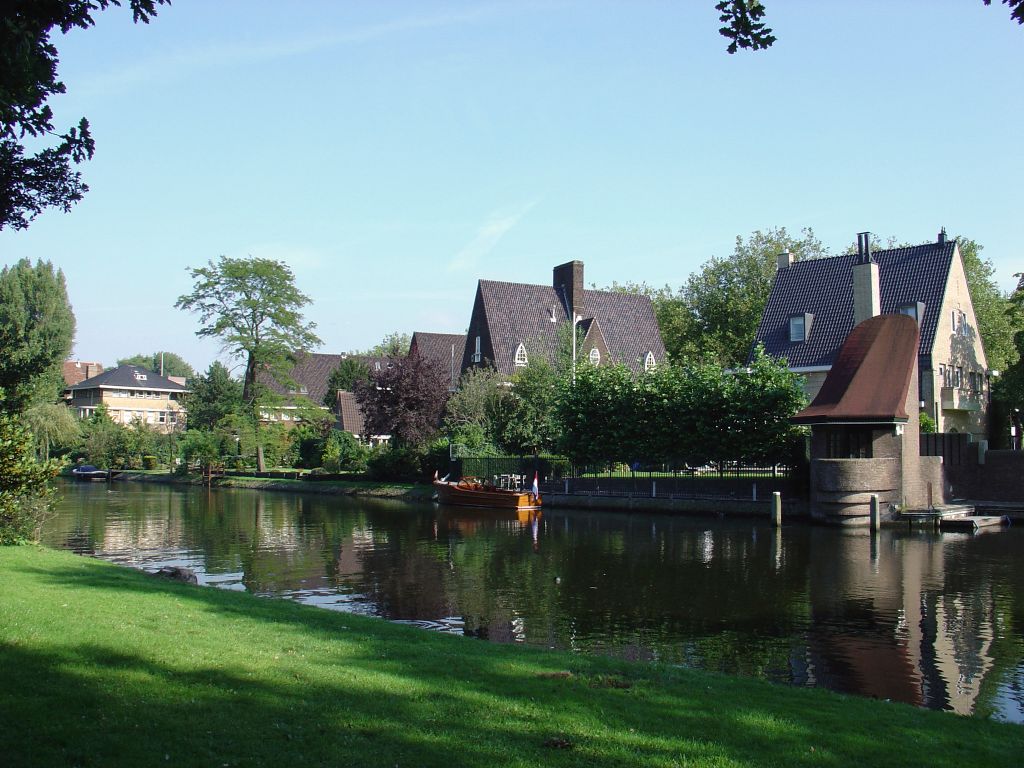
[256,444,266,472]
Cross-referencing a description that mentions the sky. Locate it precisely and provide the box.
[2,1,1021,374]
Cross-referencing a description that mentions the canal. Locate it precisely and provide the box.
[43,480,1024,722]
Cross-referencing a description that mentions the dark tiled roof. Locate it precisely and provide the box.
[752,240,956,370]
[260,353,389,405]
[792,314,918,424]
[336,391,366,436]
[410,332,466,388]
[467,280,666,376]
[68,364,188,392]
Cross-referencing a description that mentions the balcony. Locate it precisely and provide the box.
[940,387,982,412]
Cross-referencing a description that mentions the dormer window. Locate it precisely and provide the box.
[789,313,813,342]
[471,335,482,363]
[514,343,528,367]
[134,373,147,381]
[588,348,600,365]
[644,351,656,372]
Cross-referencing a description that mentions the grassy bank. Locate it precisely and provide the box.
[116,470,434,500]
[1,547,1020,768]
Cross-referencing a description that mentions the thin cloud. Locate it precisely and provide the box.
[447,200,538,273]
[78,5,503,98]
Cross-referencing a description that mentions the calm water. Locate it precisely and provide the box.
[43,481,1024,722]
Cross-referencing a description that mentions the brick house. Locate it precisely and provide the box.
[408,332,466,391]
[461,260,666,377]
[752,230,992,438]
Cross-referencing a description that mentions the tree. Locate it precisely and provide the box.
[355,354,448,447]
[323,357,371,407]
[0,258,75,411]
[176,256,321,470]
[23,401,80,460]
[363,332,412,358]
[117,351,195,380]
[0,414,58,544]
[443,366,506,453]
[183,362,243,431]
[492,360,562,456]
[994,274,1024,413]
[1,1,169,230]
[957,237,1020,373]
[612,227,827,367]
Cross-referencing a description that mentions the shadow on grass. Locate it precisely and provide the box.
[3,553,1023,767]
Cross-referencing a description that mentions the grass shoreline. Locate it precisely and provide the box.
[1,546,1020,767]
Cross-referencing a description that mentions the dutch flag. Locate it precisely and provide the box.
[531,471,539,499]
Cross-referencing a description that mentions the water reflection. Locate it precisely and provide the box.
[44,481,1024,721]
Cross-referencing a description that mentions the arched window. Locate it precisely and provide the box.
[588,347,601,365]
[644,351,656,371]
[471,335,482,363]
[514,343,528,367]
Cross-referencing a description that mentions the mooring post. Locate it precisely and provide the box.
[652,479,656,498]
[771,492,782,527]
[870,494,880,531]
[752,482,758,501]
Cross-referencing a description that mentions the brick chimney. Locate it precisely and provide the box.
[853,232,880,326]
[553,260,584,319]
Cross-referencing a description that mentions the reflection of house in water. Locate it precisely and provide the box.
[803,529,995,715]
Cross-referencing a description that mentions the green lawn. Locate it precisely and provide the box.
[1,546,1020,767]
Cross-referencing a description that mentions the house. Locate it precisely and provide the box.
[408,332,466,390]
[461,260,666,377]
[752,230,991,438]
[62,360,104,389]
[66,365,188,433]
[257,352,388,442]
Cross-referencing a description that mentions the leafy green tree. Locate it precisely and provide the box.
[23,401,80,461]
[493,360,562,456]
[443,367,506,453]
[117,351,194,380]
[184,362,243,431]
[957,237,1020,373]
[323,357,371,406]
[994,274,1024,415]
[0,259,76,411]
[78,406,124,469]
[321,430,369,473]
[612,227,827,367]
[176,256,321,470]
[363,332,412,358]
[0,414,58,544]
[1,1,169,230]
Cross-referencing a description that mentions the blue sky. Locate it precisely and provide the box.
[2,1,1021,374]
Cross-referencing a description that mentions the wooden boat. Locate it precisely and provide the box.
[433,476,541,511]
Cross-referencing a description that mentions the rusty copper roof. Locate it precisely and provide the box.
[791,314,919,425]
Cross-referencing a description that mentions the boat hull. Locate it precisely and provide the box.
[433,480,541,511]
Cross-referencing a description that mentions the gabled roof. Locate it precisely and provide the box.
[752,239,956,370]
[68,365,188,393]
[792,314,919,424]
[259,352,389,405]
[468,280,665,376]
[409,332,466,389]
[336,391,366,436]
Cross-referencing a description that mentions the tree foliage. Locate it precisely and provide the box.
[23,401,80,460]
[323,357,371,406]
[994,273,1024,413]
[117,351,195,380]
[176,255,321,420]
[0,258,75,411]
[612,227,826,367]
[556,350,805,467]
[492,360,561,456]
[355,354,448,447]
[0,0,168,230]
[0,414,58,544]
[363,332,412,358]
[443,366,506,453]
[716,1,775,54]
[957,237,1020,373]
[183,361,243,431]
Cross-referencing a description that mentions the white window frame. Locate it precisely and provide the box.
[588,347,600,365]
[789,315,806,342]
[644,351,656,372]
[471,335,482,363]
[514,343,528,367]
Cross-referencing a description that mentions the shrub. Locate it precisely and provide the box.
[322,430,369,473]
[366,444,426,482]
[142,455,158,470]
[919,411,937,434]
[0,415,58,545]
